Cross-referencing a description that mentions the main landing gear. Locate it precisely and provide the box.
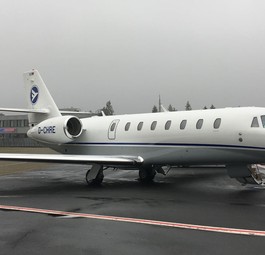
[138,166,156,182]
[138,165,166,183]
[86,165,104,185]
[85,164,167,185]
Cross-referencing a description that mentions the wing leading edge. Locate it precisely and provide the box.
[0,153,144,166]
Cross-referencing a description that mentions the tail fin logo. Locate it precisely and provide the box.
[31,86,39,105]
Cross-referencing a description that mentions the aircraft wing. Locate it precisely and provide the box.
[0,153,144,166]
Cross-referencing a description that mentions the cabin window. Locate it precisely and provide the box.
[165,120,172,130]
[151,121,157,131]
[213,118,221,129]
[251,117,259,128]
[261,116,265,128]
[196,119,203,129]
[110,122,116,132]
[180,120,187,130]
[137,122,143,131]
[125,122,131,131]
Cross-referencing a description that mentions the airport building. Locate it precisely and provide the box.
[0,110,95,147]
[0,114,35,147]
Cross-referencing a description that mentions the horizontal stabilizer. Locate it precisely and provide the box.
[0,153,144,166]
[0,108,92,116]
[59,111,93,116]
[0,108,49,114]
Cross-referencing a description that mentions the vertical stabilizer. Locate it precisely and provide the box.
[23,70,61,125]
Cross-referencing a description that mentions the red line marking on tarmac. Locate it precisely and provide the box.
[0,204,265,237]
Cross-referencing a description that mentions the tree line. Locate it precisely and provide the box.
[87,100,216,116]
[152,101,216,112]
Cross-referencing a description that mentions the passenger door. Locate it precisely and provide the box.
[108,119,120,140]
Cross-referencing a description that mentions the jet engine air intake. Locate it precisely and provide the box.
[64,116,83,138]
[27,116,83,144]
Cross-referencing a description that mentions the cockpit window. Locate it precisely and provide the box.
[251,117,259,127]
[261,116,265,128]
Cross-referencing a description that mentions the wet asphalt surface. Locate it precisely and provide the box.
[0,164,265,255]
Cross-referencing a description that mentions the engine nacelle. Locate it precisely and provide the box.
[27,116,83,144]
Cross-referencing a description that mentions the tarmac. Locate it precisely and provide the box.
[0,162,265,254]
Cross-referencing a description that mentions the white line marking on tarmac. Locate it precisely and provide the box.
[0,204,265,237]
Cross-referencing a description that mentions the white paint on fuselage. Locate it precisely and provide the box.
[56,107,265,166]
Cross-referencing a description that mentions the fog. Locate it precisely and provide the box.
[1,0,265,114]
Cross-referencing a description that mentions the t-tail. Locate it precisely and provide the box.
[25,70,83,144]
[24,69,61,126]
[0,70,83,145]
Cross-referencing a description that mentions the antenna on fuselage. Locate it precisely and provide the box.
[159,95,162,112]
[158,95,168,112]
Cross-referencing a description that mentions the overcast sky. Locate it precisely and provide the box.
[0,0,265,114]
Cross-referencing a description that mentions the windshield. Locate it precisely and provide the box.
[261,116,265,128]
[251,117,259,127]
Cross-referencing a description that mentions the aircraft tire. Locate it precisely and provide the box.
[86,169,104,185]
[139,166,156,182]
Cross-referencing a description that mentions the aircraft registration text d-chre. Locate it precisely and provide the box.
[38,126,56,134]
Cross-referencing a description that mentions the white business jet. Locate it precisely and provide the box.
[1,70,265,186]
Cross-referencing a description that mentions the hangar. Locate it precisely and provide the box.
[0,114,34,146]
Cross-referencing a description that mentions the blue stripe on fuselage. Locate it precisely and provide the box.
[67,142,265,151]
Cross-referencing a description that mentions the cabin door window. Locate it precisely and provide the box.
[108,119,120,140]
